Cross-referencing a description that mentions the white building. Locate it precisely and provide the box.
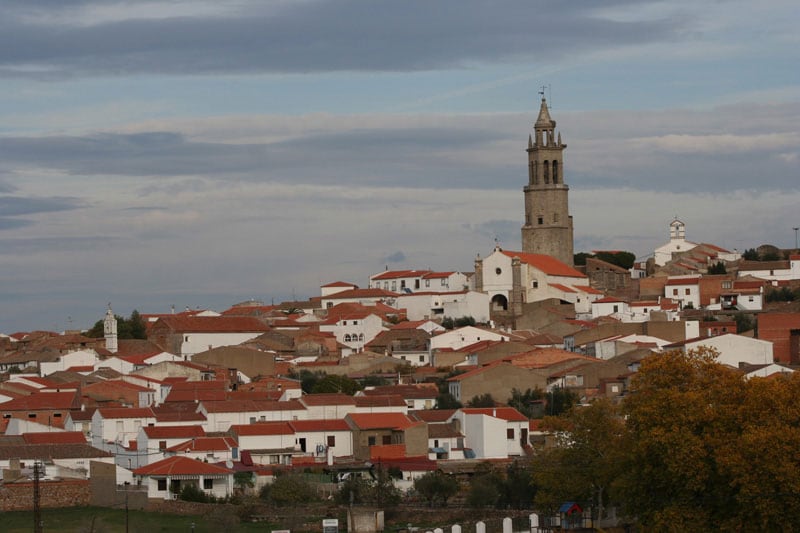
[447,407,529,459]
[318,312,385,353]
[669,334,774,367]
[737,255,800,282]
[395,290,490,322]
[477,246,589,312]
[428,326,509,353]
[369,269,469,293]
[39,349,99,377]
[654,219,698,266]
[664,275,701,309]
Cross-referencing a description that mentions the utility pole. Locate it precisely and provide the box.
[794,227,799,251]
[33,461,42,533]
[125,481,130,533]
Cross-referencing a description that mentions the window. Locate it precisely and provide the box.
[425,279,430,287]
[613,305,619,313]
[401,280,406,289]
[685,288,691,295]
[382,435,392,445]
[157,479,167,491]
[159,440,167,450]
[28,413,36,419]
[203,479,213,490]
[532,280,539,288]
[184,336,190,342]
[249,417,256,424]
[538,216,544,225]
[384,282,388,290]
[368,436,376,446]
[391,281,397,291]
[327,435,336,447]
[344,334,352,342]
[507,428,515,440]
[749,296,754,302]
[495,267,502,275]
[419,355,425,362]
[673,289,678,296]
[553,212,558,222]
[722,281,732,289]
[358,333,365,342]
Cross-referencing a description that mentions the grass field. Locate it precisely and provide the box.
[1,506,282,533]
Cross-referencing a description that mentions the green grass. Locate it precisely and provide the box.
[1,506,280,533]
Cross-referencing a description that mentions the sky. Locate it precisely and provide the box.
[1,0,798,333]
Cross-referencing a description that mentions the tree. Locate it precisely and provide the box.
[260,474,318,506]
[733,312,755,333]
[533,399,627,519]
[435,392,462,410]
[573,252,593,266]
[233,471,255,494]
[413,471,459,507]
[742,248,759,260]
[335,468,401,507]
[85,309,147,340]
[707,261,727,274]
[467,393,495,407]
[311,374,361,395]
[507,388,544,419]
[441,317,455,330]
[595,251,636,270]
[619,348,748,530]
[454,316,476,328]
[545,386,578,417]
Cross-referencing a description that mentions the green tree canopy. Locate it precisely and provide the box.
[85,309,147,340]
[311,374,361,395]
[413,471,459,507]
[467,393,495,408]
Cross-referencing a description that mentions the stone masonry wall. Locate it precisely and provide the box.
[0,480,90,511]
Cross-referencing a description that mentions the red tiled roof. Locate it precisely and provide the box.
[167,436,237,453]
[370,444,406,459]
[371,270,431,281]
[665,276,700,286]
[142,425,205,439]
[0,391,78,411]
[133,455,233,476]
[460,407,528,422]
[230,421,295,436]
[151,316,269,333]
[300,393,356,406]
[323,288,400,299]
[22,431,87,444]
[97,407,155,419]
[288,419,350,432]
[346,413,418,430]
[422,271,455,279]
[549,283,576,293]
[354,395,407,408]
[322,281,359,288]
[500,250,586,278]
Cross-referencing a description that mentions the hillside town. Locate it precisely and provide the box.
[2,97,799,530]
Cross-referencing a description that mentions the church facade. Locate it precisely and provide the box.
[521,97,574,266]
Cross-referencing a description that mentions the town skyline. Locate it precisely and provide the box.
[1,0,798,332]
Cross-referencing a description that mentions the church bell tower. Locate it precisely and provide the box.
[521,95,574,266]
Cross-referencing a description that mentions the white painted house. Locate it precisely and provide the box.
[39,349,99,377]
[429,326,509,353]
[395,290,490,322]
[664,275,701,309]
[668,334,774,367]
[448,407,529,459]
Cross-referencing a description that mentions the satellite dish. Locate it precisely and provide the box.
[225,460,234,469]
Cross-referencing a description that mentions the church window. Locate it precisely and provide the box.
[552,161,558,184]
[553,213,559,222]
[543,160,550,183]
[495,268,502,275]
[532,161,538,184]
[538,216,543,225]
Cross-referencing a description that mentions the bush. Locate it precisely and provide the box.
[261,474,319,506]
[179,483,211,503]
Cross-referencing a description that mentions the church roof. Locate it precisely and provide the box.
[535,97,555,128]
[500,250,586,278]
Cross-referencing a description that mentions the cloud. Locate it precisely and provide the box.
[383,251,407,264]
[0,195,84,216]
[0,0,682,78]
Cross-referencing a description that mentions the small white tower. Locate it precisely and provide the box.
[669,218,686,240]
[103,304,118,353]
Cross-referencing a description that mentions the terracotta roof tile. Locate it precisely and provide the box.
[500,250,586,278]
[133,455,233,476]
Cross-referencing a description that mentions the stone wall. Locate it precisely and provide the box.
[0,479,90,511]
